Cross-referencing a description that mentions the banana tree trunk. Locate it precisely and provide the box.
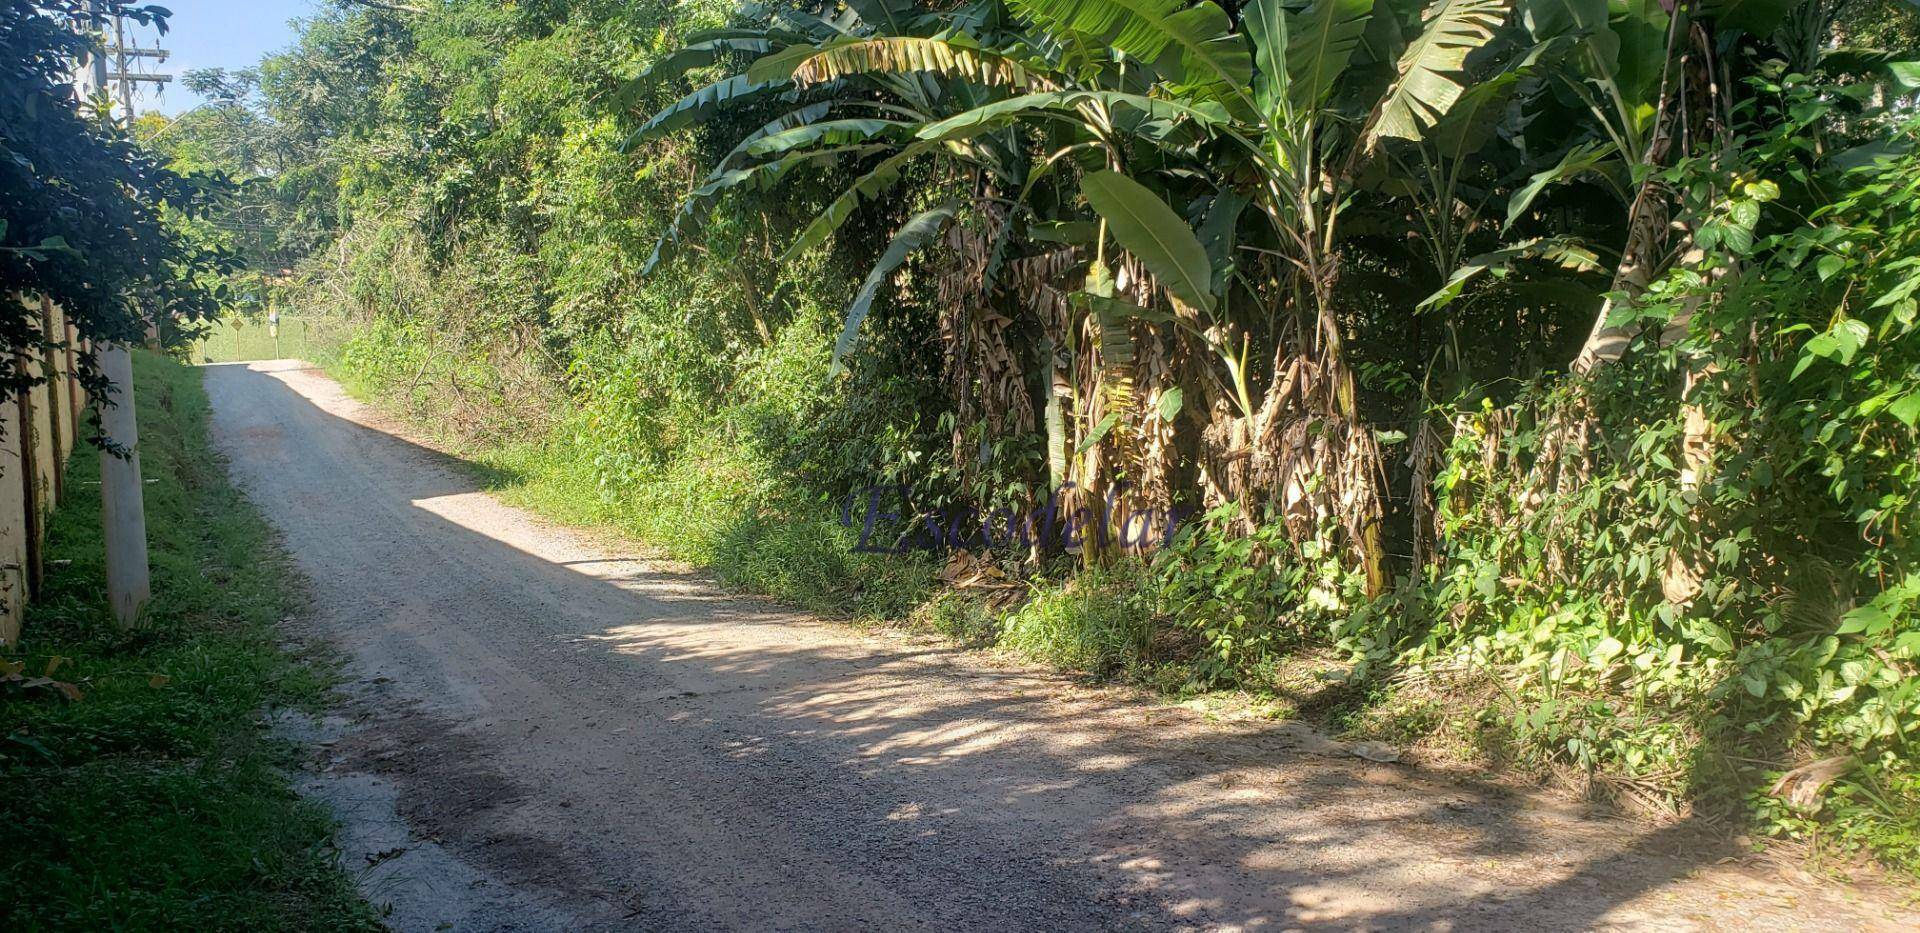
[1572,183,1668,374]
[1311,266,1389,597]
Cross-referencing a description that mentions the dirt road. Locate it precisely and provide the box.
[205,360,1912,931]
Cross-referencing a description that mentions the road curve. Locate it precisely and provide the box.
[204,360,1911,932]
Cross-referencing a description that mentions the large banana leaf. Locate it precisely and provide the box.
[644,145,882,276]
[1197,190,1250,293]
[781,36,1044,89]
[1369,0,1509,145]
[1504,140,1622,230]
[1280,0,1377,111]
[1702,0,1810,36]
[1081,170,1216,313]
[1519,0,1615,73]
[1244,0,1291,110]
[626,38,777,94]
[628,74,784,146]
[833,204,959,372]
[718,103,833,170]
[914,89,1227,141]
[747,43,832,85]
[744,119,913,157]
[644,103,835,275]
[683,26,811,44]
[1418,235,1600,309]
[782,141,943,262]
[1428,67,1520,159]
[1006,0,1253,96]
[845,0,918,35]
[1608,0,1670,130]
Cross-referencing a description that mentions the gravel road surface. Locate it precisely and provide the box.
[204,360,1915,932]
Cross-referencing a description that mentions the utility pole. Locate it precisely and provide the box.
[105,12,168,348]
[105,10,170,119]
[80,1,152,628]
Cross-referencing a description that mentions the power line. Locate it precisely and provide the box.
[104,9,169,117]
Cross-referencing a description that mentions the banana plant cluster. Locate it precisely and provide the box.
[627,0,1911,587]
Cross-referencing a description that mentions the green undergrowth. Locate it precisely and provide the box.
[322,310,1920,881]
[0,352,378,930]
[323,319,940,623]
[474,434,939,620]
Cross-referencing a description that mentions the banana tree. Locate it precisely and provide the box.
[1501,0,1829,372]
[631,0,1195,551]
[634,0,1518,588]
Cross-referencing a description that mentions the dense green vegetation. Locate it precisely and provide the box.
[152,0,1920,874]
[0,352,377,930]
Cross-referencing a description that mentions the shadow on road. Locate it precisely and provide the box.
[202,360,1885,932]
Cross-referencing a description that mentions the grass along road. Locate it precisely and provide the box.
[0,352,377,930]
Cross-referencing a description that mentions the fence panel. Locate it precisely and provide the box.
[1,294,87,645]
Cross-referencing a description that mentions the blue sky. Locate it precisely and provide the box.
[125,0,320,114]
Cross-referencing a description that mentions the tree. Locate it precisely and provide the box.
[0,0,233,397]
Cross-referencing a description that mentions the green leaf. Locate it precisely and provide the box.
[628,74,782,147]
[722,103,834,169]
[1075,412,1123,453]
[1006,0,1253,95]
[746,40,843,85]
[784,37,1044,89]
[1247,0,1376,111]
[832,205,959,373]
[845,0,916,34]
[1419,236,1600,310]
[1506,141,1619,231]
[1592,636,1625,663]
[1832,138,1911,173]
[625,38,777,93]
[742,119,910,156]
[644,151,847,276]
[1830,318,1870,364]
[1837,604,1890,636]
[1197,190,1250,292]
[1431,67,1523,160]
[1888,392,1920,427]
[783,143,940,262]
[915,90,1076,139]
[1608,0,1671,127]
[1702,0,1811,36]
[1519,0,1619,98]
[1287,0,1377,110]
[1244,0,1290,110]
[642,105,845,275]
[1889,61,1920,91]
[1369,0,1510,146]
[914,90,1227,141]
[1081,170,1217,313]
[1157,386,1185,421]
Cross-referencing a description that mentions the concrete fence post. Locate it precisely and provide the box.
[98,342,149,627]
